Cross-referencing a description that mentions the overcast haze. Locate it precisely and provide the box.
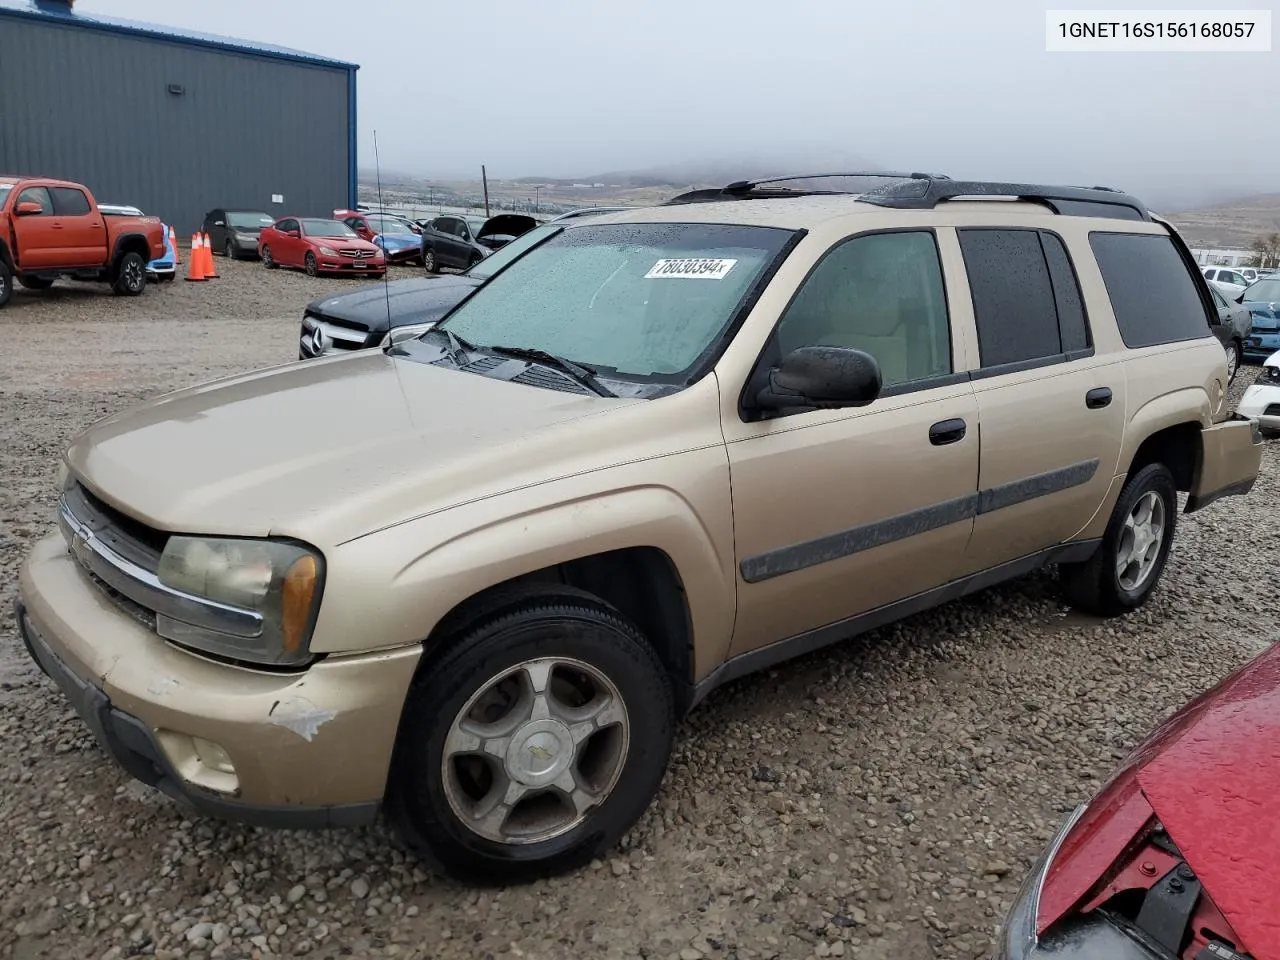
[82,0,1278,208]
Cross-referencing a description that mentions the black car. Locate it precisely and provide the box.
[298,209,628,359]
[418,213,537,273]
[203,208,276,260]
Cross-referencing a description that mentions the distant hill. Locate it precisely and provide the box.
[1164,194,1280,249]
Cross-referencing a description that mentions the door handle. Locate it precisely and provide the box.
[1085,387,1113,409]
[929,418,967,446]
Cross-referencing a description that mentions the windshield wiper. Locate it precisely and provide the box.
[484,344,616,397]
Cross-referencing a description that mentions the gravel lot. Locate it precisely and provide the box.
[1,260,1276,960]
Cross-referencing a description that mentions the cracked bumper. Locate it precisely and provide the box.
[16,532,420,827]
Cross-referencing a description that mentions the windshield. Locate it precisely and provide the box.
[468,224,560,280]
[368,216,414,235]
[227,212,273,229]
[1244,279,1280,302]
[300,219,357,238]
[433,222,795,381]
[465,218,487,236]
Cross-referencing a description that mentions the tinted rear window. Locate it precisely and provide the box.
[1089,233,1211,348]
[958,228,1061,367]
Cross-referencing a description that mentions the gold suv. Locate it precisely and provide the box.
[16,174,1263,882]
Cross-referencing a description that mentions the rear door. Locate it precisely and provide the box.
[10,185,58,269]
[952,226,1126,573]
[49,186,105,267]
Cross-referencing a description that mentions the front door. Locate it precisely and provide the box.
[10,185,58,269]
[951,227,1125,573]
[724,228,981,656]
[49,186,105,268]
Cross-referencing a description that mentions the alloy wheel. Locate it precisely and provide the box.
[1115,490,1166,591]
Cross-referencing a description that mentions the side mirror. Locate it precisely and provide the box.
[1236,293,1246,304]
[285,229,299,238]
[15,201,43,216]
[754,345,882,412]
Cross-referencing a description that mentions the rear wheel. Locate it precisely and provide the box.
[304,252,318,277]
[18,276,54,290]
[0,262,11,308]
[262,246,277,269]
[1059,463,1177,616]
[385,589,674,884]
[422,247,437,274]
[111,252,147,296]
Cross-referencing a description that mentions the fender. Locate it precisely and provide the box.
[1119,386,1211,472]
[110,232,151,265]
[0,237,13,272]
[311,483,738,678]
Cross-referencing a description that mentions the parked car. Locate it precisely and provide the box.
[1202,266,1250,299]
[0,175,166,306]
[99,204,176,282]
[1238,349,1280,437]
[1206,283,1252,380]
[335,210,424,265]
[1239,277,1280,363]
[16,175,1261,884]
[419,213,537,272]
[299,210,633,359]
[203,209,275,260]
[998,636,1280,960]
[258,217,385,278]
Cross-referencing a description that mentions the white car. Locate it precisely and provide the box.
[1238,349,1280,438]
[1203,266,1250,300]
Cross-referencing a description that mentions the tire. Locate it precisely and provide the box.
[18,276,54,290]
[262,246,277,269]
[225,240,236,260]
[111,252,147,296]
[422,247,437,274]
[0,262,11,308]
[1059,462,1177,617]
[304,252,318,277]
[385,588,674,884]
[1225,340,1241,383]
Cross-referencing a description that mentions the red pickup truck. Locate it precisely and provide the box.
[0,176,167,308]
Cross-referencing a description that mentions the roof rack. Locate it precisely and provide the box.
[859,178,1150,221]
[661,172,1151,221]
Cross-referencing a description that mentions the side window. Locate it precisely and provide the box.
[16,186,52,214]
[958,228,1068,368]
[1089,232,1211,348]
[49,187,91,215]
[1039,232,1090,353]
[436,217,457,236]
[1209,286,1227,309]
[1224,271,1243,286]
[277,219,297,233]
[773,230,952,388]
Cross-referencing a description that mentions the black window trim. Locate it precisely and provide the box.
[737,226,957,422]
[955,225,1097,378]
[1089,225,1218,348]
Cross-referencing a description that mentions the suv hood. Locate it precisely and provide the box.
[307,275,480,334]
[65,352,645,547]
[1126,643,1280,957]
[476,214,536,243]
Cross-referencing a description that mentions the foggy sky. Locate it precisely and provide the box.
[82,0,1278,208]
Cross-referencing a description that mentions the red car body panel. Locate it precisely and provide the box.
[1037,643,1280,958]
[258,217,384,277]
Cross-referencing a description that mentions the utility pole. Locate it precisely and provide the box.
[534,186,541,214]
[481,165,490,217]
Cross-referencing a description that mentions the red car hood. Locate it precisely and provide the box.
[312,235,379,251]
[1130,644,1280,957]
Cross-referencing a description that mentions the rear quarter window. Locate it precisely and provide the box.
[1089,232,1211,348]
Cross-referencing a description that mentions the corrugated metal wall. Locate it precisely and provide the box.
[0,15,352,235]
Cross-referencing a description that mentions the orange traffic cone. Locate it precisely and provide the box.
[201,232,219,279]
[184,234,207,281]
[170,226,180,264]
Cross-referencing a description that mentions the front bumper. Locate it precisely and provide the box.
[318,258,385,275]
[1184,413,1264,513]
[1243,332,1280,361]
[17,532,420,827]
[299,312,378,359]
[1238,382,1280,436]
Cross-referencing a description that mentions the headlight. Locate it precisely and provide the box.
[998,804,1087,959]
[235,233,255,242]
[56,459,70,493]
[318,245,339,257]
[381,321,438,349]
[157,537,324,666]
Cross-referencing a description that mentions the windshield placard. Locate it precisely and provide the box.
[644,258,738,280]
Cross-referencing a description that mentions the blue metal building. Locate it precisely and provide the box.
[0,0,358,235]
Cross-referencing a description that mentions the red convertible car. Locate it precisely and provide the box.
[999,641,1280,959]
[257,217,386,278]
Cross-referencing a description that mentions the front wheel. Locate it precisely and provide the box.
[304,252,318,277]
[112,252,147,296]
[385,590,674,884]
[422,247,437,273]
[262,246,277,269]
[0,262,11,308]
[1059,462,1177,617]
[225,240,237,260]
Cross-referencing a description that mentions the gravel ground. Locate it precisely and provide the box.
[1,261,1276,960]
